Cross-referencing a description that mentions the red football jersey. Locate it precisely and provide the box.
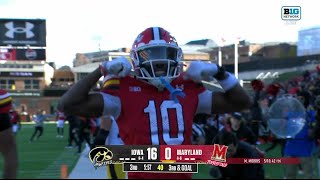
[101,75,208,179]
[10,111,19,124]
[56,111,65,121]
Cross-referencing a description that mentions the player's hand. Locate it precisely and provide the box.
[100,116,113,131]
[184,61,218,82]
[100,56,132,77]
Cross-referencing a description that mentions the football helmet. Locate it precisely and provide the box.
[130,27,183,89]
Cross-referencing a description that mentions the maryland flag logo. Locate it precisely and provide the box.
[89,147,113,168]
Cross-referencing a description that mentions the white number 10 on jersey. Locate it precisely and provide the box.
[144,100,184,145]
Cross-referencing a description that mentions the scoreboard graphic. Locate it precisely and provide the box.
[89,145,300,173]
[123,162,198,173]
[89,145,224,173]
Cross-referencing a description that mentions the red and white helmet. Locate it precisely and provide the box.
[130,27,183,89]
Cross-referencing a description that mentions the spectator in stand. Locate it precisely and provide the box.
[303,70,311,81]
[9,108,21,135]
[288,81,299,95]
[225,112,257,145]
[191,123,206,145]
[296,85,311,109]
[193,113,219,145]
[249,79,264,139]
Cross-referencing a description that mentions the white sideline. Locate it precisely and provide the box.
[68,145,107,179]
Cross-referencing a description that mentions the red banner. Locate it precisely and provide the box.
[159,145,228,164]
[159,145,300,166]
[0,51,15,60]
[227,158,300,164]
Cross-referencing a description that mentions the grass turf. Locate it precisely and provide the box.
[0,123,79,179]
[0,123,318,179]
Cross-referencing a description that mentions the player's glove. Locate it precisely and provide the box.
[99,56,132,77]
[184,61,220,82]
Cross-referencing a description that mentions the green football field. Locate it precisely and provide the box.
[0,123,318,179]
[0,123,79,179]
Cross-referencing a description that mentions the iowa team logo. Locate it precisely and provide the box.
[89,147,113,168]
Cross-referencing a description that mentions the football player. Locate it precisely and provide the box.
[58,27,251,179]
[9,107,21,135]
[56,110,65,138]
[0,89,18,178]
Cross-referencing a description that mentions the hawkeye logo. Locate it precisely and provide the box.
[206,144,228,167]
[89,147,113,168]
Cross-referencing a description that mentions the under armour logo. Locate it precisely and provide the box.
[5,22,35,39]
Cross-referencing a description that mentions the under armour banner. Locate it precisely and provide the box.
[0,19,46,47]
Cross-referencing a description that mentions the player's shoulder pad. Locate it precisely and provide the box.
[101,76,121,92]
[100,75,135,93]
[0,89,12,105]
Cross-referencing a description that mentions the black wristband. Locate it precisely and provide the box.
[93,129,110,146]
[214,65,227,80]
[99,129,110,136]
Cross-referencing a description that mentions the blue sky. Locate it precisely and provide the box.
[0,0,318,68]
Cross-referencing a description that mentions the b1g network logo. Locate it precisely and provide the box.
[281,6,301,21]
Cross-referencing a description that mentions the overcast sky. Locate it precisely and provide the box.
[0,0,318,67]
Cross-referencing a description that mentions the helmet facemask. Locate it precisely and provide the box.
[132,45,182,90]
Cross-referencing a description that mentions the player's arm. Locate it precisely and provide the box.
[58,68,104,117]
[0,114,18,179]
[211,66,251,113]
[212,86,251,114]
[193,62,252,115]
[58,57,130,118]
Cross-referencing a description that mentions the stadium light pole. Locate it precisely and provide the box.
[218,38,225,67]
[234,38,239,79]
[218,46,222,66]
